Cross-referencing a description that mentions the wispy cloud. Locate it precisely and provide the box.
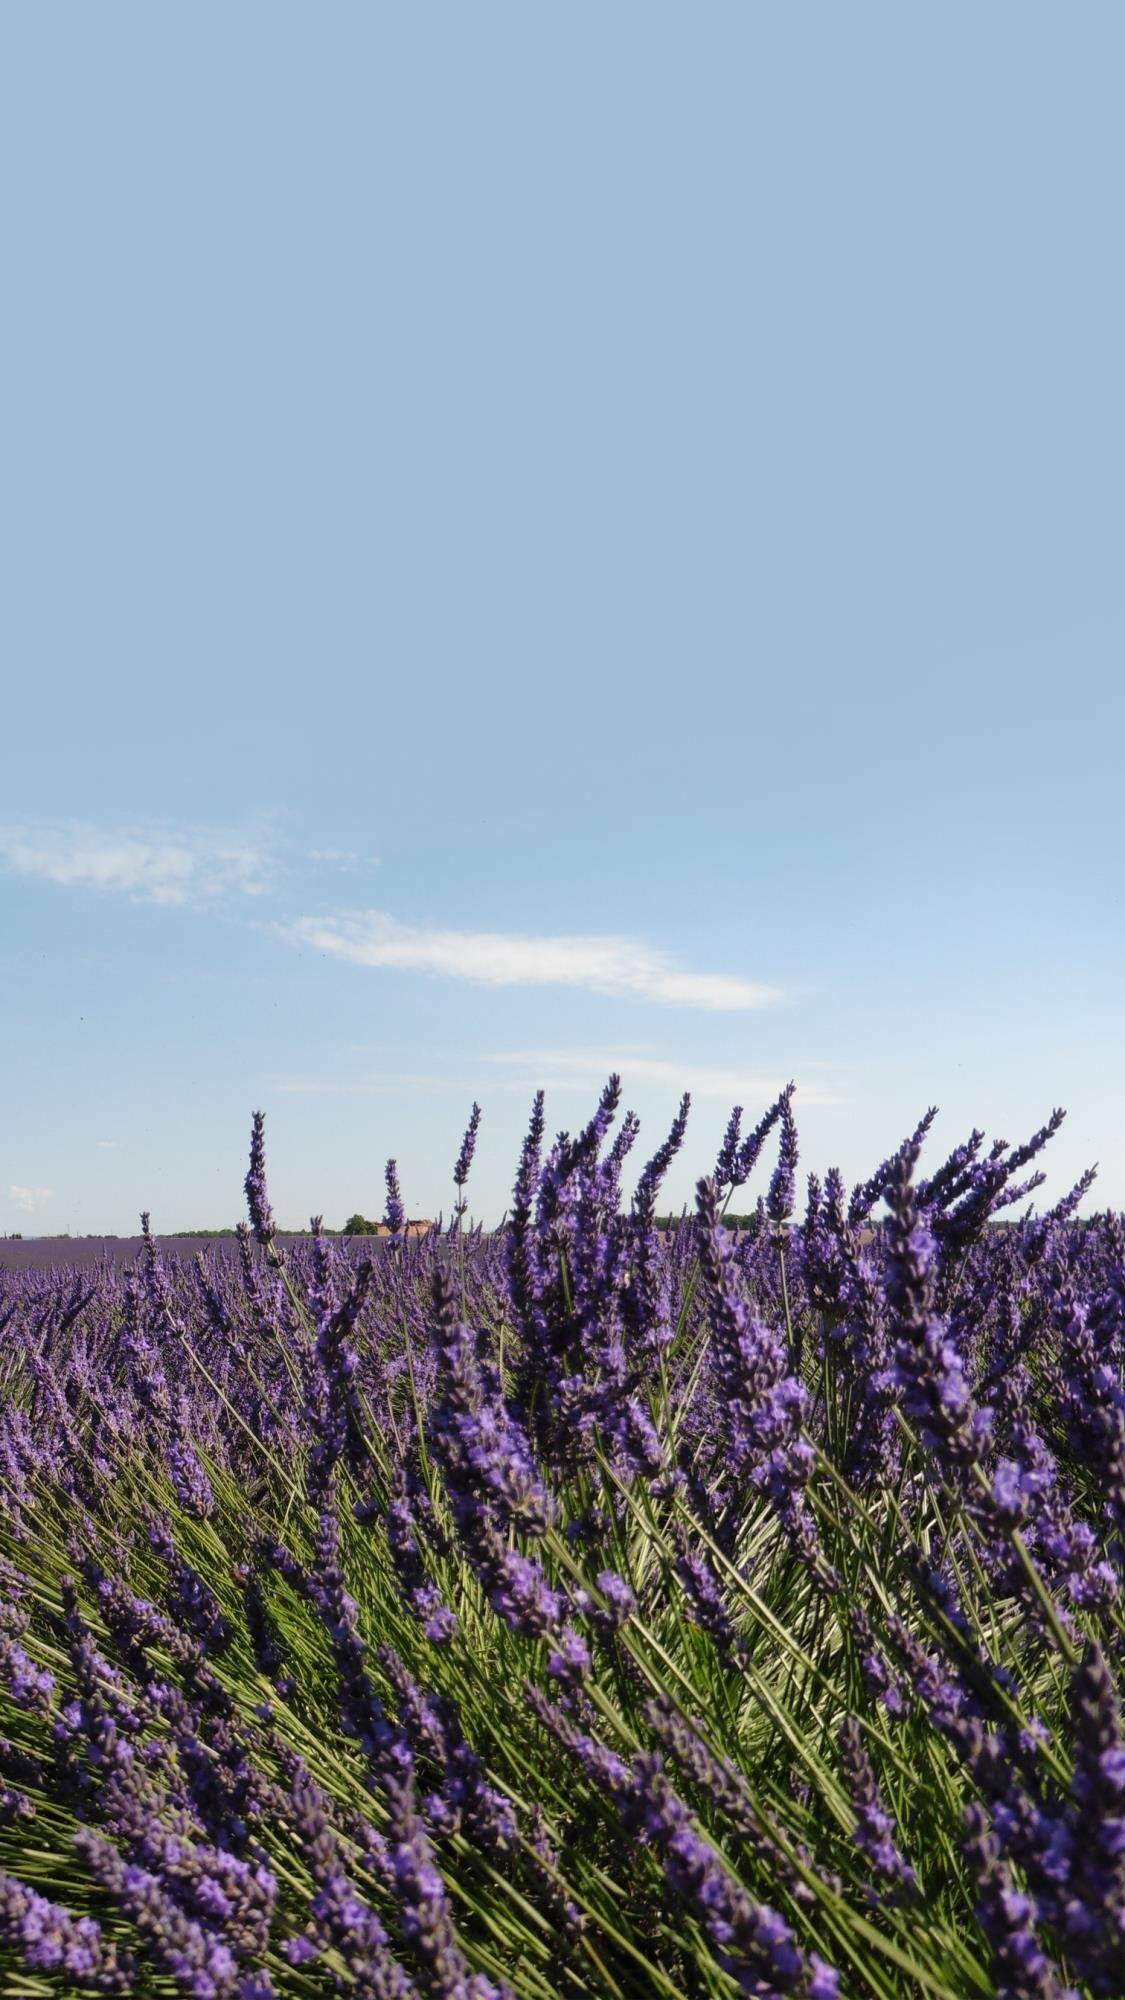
[0,820,275,907]
[308,848,379,870]
[265,1051,847,1111]
[270,1072,455,1096]
[281,912,778,1010]
[483,1050,845,1104]
[9,1185,55,1213]
[96,1140,120,1151]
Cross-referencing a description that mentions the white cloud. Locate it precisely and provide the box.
[280,911,778,1010]
[483,1050,845,1104]
[96,1140,120,1150]
[9,1185,55,1213]
[271,1072,454,1096]
[0,820,275,906]
[308,848,379,870]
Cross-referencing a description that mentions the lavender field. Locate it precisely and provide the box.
[0,1085,1121,2000]
[0,1241,381,1278]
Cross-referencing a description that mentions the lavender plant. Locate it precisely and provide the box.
[0,1088,1120,1999]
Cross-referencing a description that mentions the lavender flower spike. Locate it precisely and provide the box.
[884,1144,992,1483]
[384,1158,406,1237]
[715,1105,743,1189]
[766,1085,799,1223]
[624,1753,838,1998]
[962,1806,1075,2000]
[0,1874,135,1991]
[454,1103,482,1190]
[245,1110,276,1247]
[838,1716,916,1892]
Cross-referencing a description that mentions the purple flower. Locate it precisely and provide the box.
[593,1570,636,1632]
[963,1806,1075,2000]
[0,1640,55,1715]
[694,1177,833,1584]
[148,1518,232,1656]
[383,1159,406,1238]
[504,1090,546,1335]
[547,1627,592,1689]
[714,1105,743,1190]
[838,1716,916,1892]
[306,1258,376,1499]
[525,1684,632,1794]
[0,1874,135,1990]
[74,1830,254,1999]
[453,1103,482,1192]
[732,1090,792,1191]
[379,1647,518,1855]
[623,1094,691,1363]
[243,1111,277,1252]
[846,1108,938,1224]
[884,1145,993,1486]
[430,1272,557,1543]
[766,1087,799,1223]
[674,1537,739,1652]
[623,1753,834,1996]
[378,1456,460,1643]
[385,1768,507,2000]
[1063,1643,1125,1989]
[280,1761,416,1998]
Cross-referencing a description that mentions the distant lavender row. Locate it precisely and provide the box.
[0,1083,1121,1999]
[0,1233,400,1274]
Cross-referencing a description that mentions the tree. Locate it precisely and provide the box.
[341,1213,375,1236]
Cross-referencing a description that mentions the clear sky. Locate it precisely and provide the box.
[2,6,1122,1234]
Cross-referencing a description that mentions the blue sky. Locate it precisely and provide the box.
[2,6,1123,1233]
